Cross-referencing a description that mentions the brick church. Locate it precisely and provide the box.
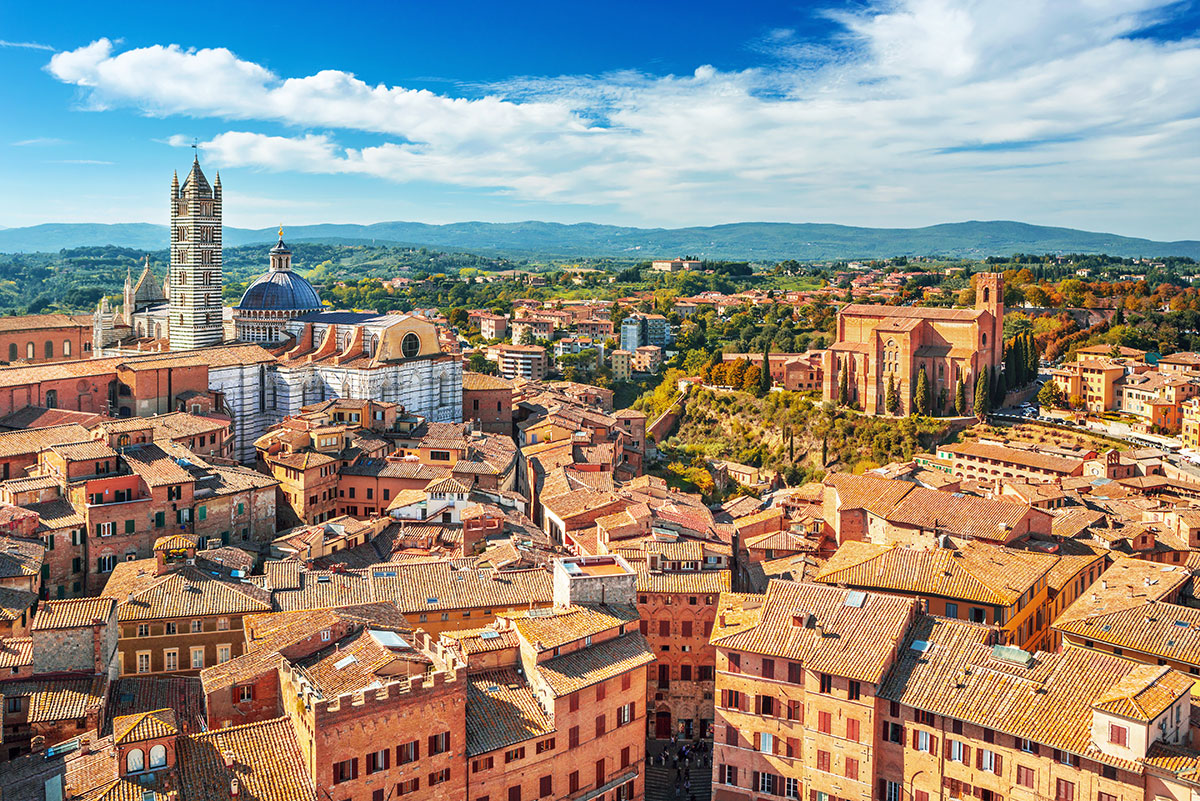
[821,273,1004,415]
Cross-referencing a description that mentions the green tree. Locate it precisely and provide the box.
[466,351,495,375]
[974,366,991,420]
[759,347,772,395]
[1038,380,1065,408]
[837,367,849,406]
[885,374,899,415]
[954,378,967,416]
[915,366,930,417]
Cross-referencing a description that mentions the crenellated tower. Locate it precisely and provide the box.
[168,157,224,350]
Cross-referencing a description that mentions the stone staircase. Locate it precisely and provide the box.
[644,741,713,801]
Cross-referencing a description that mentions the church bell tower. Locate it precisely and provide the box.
[168,157,223,350]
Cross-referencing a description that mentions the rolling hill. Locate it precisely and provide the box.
[0,219,1194,261]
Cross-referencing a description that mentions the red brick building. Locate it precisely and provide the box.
[462,371,514,435]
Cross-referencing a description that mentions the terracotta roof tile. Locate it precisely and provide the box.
[534,631,655,697]
[712,580,916,684]
[32,596,115,630]
[466,669,555,755]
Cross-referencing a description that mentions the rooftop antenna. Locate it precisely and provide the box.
[191,138,199,161]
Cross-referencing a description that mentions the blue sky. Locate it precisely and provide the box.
[1,0,1198,239]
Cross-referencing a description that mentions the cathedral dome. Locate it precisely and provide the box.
[236,269,322,312]
[235,230,322,313]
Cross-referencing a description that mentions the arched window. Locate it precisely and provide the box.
[401,332,420,359]
[982,286,990,304]
[982,333,988,346]
[26,342,34,359]
[45,390,57,409]
[126,748,145,774]
[118,434,130,447]
[7,344,15,362]
[149,744,167,769]
[44,341,53,359]
[63,339,71,357]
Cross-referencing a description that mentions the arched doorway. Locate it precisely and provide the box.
[654,708,672,740]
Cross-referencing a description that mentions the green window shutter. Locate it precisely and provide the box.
[155,512,165,529]
[125,519,135,534]
[47,534,54,551]
[198,506,207,521]
[237,503,244,516]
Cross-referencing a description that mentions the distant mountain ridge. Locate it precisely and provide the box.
[0,219,1195,261]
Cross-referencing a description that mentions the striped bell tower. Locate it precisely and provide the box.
[168,156,224,350]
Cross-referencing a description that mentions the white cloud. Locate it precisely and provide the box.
[45,1,1200,238]
[12,137,67,146]
[0,40,54,51]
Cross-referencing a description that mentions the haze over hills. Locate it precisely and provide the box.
[0,219,1195,261]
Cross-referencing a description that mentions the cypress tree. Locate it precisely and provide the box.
[760,346,771,395]
[1025,331,1038,382]
[974,366,991,420]
[955,377,967,416]
[886,374,899,415]
[915,366,930,417]
[838,367,848,406]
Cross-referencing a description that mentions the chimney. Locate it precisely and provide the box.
[30,735,45,754]
[222,749,236,768]
[230,777,241,797]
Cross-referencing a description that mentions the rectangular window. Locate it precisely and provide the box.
[505,747,525,763]
[190,647,204,669]
[429,769,450,786]
[848,679,861,700]
[164,650,178,672]
[472,757,494,773]
[1109,724,1128,747]
[816,750,830,772]
[818,711,831,734]
[1017,765,1035,788]
[332,758,358,784]
[397,740,418,764]
[367,748,390,774]
[535,737,555,754]
[539,775,552,798]
[238,685,253,703]
[217,644,231,664]
[760,732,774,754]
[846,757,859,780]
[945,602,958,617]
[569,771,580,793]
[616,702,634,726]
[883,721,903,744]
[428,731,450,755]
[846,717,860,742]
[819,673,833,693]
[1056,779,1075,801]
[595,713,606,737]
[761,657,774,678]
[885,780,902,801]
[721,765,738,786]
[786,777,799,799]
[397,778,419,796]
[136,651,151,673]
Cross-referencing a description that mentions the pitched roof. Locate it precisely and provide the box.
[879,614,1182,768]
[113,708,179,745]
[712,580,916,683]
[1092,664,1193,722]
[107,564,272,621]
[825,473,915,515]
[32,597,115,630]
[504,604,639,651]
[814,541,1057,606]
[534,631,655,697]
[176,717,316,801]
[466,669,555,756]
[0,423,92,458]
[942,441,1085,475]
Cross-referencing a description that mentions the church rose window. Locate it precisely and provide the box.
[401,332,420,359]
